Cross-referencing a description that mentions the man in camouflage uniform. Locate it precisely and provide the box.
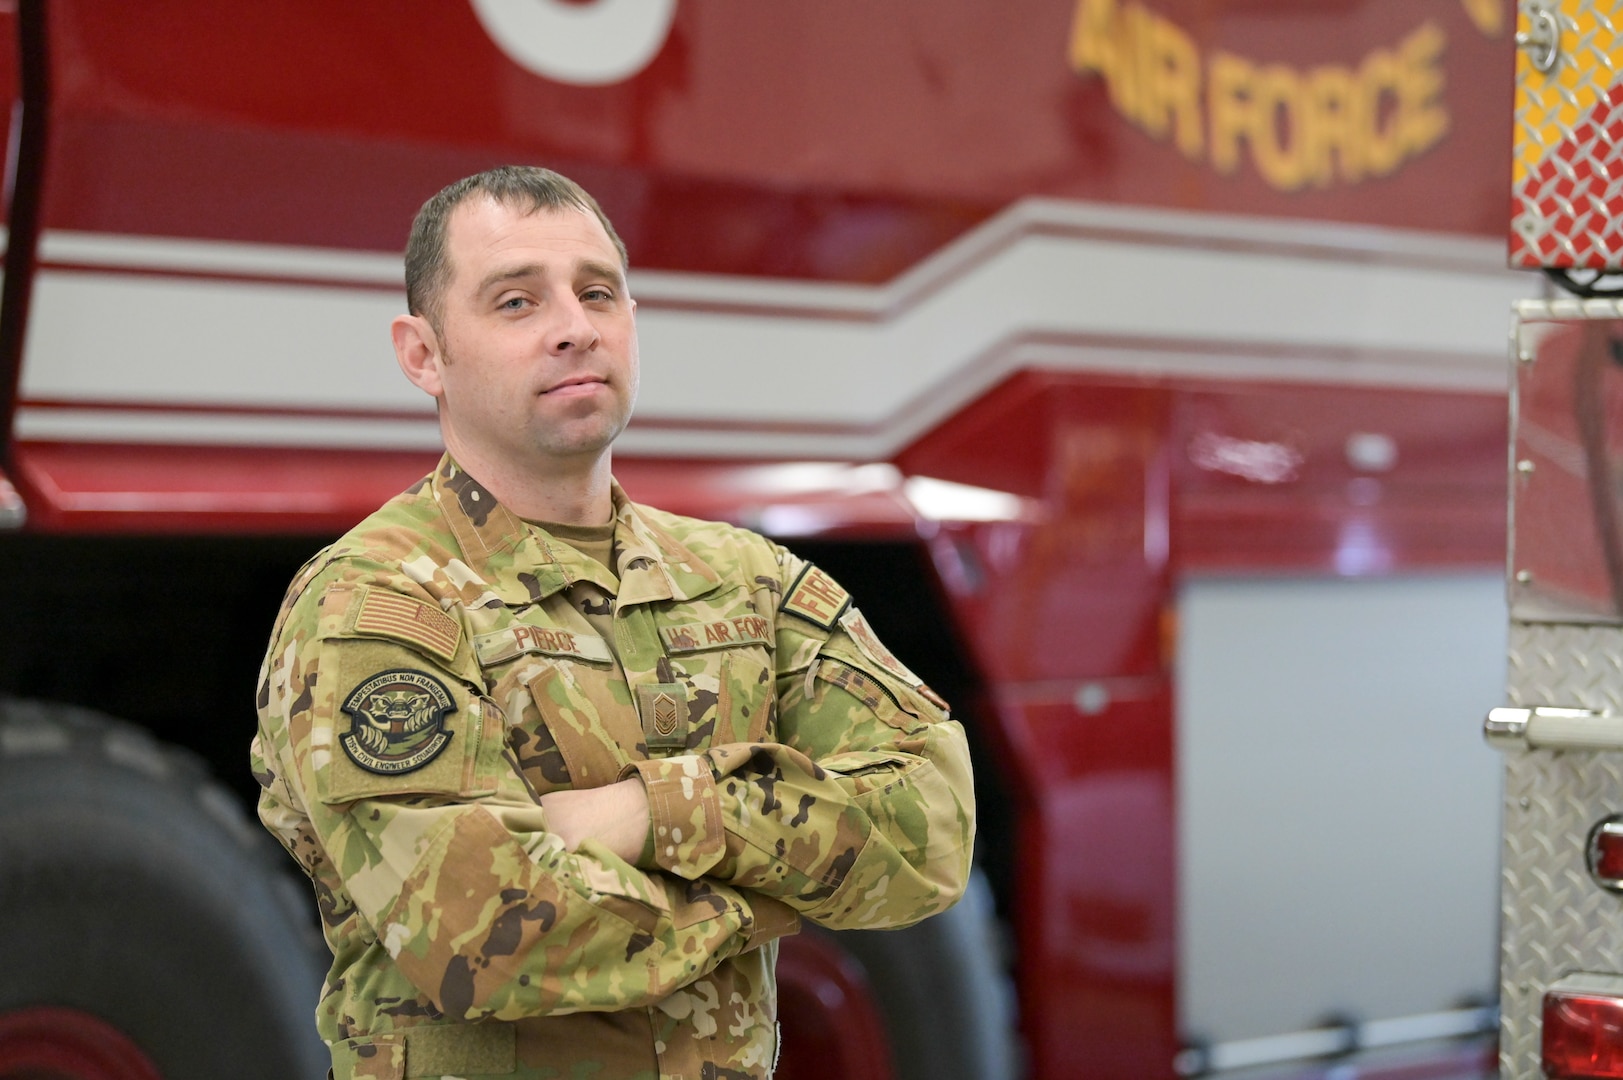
[252,166,975,1080]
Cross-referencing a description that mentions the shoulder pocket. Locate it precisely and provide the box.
[312,632,504,805]
[811,656,944,730]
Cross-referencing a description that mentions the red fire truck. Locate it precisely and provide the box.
[0,2,1534,1079]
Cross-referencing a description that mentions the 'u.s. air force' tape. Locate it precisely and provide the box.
[779,564,850,630]
[661,614,772,653]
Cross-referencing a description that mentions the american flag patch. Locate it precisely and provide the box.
[351,587,462,663]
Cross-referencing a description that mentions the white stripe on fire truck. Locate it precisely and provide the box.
[5,199,1537,459]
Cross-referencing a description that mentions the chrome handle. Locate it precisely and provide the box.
[1485,705,1623,751]
[1517,4,1561,75]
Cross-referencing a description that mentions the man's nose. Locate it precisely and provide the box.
[547,295,600,353]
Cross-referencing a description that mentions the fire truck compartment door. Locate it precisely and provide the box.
[1178,574,1502,1055]
[1509,302,1623,624]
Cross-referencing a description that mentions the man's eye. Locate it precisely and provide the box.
[582,287,613,302]
[499,296,526,310]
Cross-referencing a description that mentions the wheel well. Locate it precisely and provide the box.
[0,531,1020,928]
[0,531,329,807]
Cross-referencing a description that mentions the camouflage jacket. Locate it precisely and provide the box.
[251,455,976,1080]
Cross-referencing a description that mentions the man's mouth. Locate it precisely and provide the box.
[542,376,606,396]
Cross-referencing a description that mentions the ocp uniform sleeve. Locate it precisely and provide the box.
[255,558,795,1024]
[624,551,976,930]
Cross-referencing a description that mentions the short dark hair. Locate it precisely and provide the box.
[404,166,628,331]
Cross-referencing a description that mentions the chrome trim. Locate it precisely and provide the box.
[1485,706,1531,750]
[1484,705,1623,751]
[1588,817,1623,892]
[1176,1005,1498,1076]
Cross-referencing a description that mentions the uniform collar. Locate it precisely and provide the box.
[611,484,722,605]
[429,453,721,607]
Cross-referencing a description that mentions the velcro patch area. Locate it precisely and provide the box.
[349,586,462,664]
[474,622,614,666]
[662,614,772,653]
[780,564,851,630]
[839,607,927,685]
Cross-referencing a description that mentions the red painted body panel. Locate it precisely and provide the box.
[1175,380,1509,574]
[900,377,1173,682]
[898,376,1176,1077]
[11,442,440,535]
[996,687,1179,1080]
[13,0,1514,283]
[893,370,1504,1076]
[9,443,923,538]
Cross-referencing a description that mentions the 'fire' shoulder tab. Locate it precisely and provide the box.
[779,563,851,631]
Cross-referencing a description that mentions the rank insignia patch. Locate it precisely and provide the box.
[636,682,689,750]
[340,669,456,775]
[780,564,851,630]
[651,692,681,736]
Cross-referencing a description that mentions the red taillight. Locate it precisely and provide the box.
[1592,819,1623,887]
[1545,980,1623,1079]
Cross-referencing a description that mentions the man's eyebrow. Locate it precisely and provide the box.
[476,263,545,296]
[474,259,626,296]
[577,259,626,288]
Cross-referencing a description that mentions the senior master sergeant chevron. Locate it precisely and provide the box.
[250,166,976,1080]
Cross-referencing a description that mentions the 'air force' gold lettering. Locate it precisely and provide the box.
[474,623,614,666]
[1068,0,1455,193]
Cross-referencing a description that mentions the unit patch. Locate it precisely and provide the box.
[474,623,614,666]
[339,669,456,775]
[780,564,851,630]
[349,587,462,664]
[661,614,772,653]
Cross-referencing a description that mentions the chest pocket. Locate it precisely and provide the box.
[654,599,776,750]
[469,611,627,796]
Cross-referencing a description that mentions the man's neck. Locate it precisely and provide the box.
[443,436,615,526]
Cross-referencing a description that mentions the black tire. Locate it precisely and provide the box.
[817,869,1021,1080]
[0,699,329,1079]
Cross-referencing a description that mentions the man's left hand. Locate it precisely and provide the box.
[539,777,650,863]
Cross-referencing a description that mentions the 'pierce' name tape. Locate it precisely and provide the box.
[474,622,614,666]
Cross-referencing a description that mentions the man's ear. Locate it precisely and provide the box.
[392,314,444,398]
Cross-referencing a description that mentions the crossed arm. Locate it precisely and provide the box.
[539,778,650,862]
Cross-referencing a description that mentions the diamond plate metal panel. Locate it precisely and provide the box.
[1502,621,1623,1079]
[1511,0,1623,269]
